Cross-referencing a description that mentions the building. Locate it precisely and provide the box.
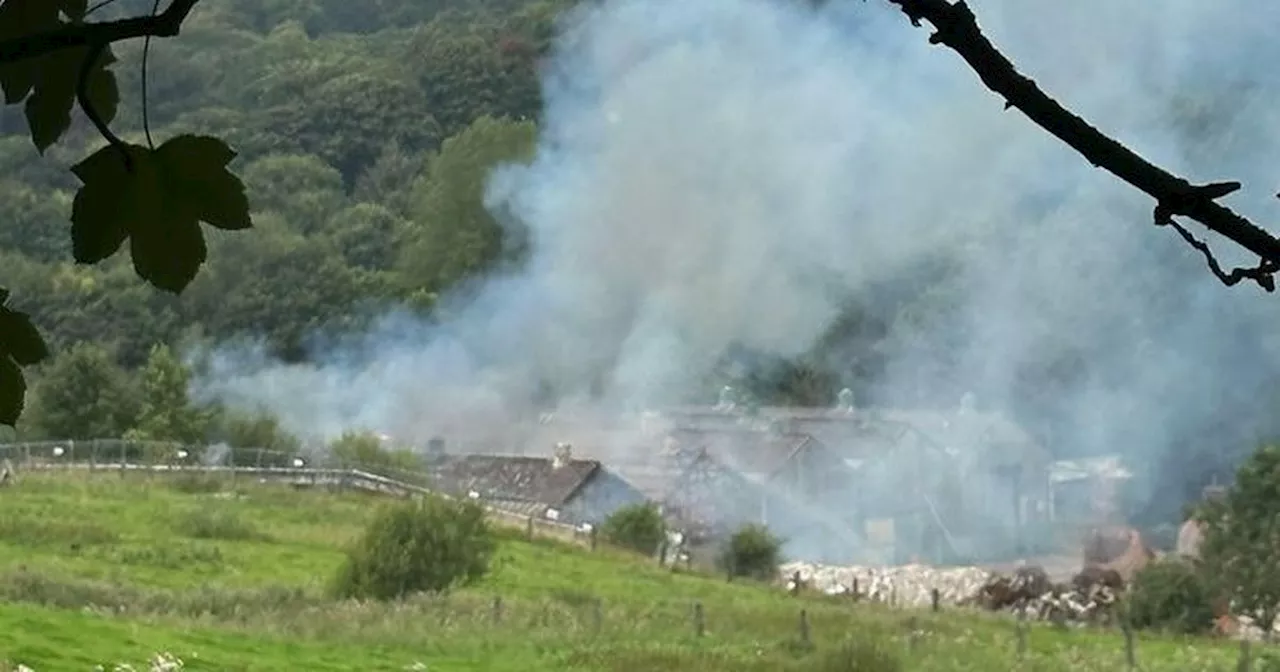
[423,441,646,524]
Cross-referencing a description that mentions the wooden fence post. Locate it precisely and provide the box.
[1238,638,1252,672]
[798,609,811,648]
[1015,612,1027,658]
[526,516,535,540]
[491,596,503,625]
[931,588,940,612]
[1121,618,1136,670]
[851,577,860,602]
[693,601,705,638]
[589,526,598,551]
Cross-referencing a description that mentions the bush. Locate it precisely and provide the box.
[332,495,496,600]
[1124,557,1215,634]
[599,503,666,555]
[718,523,783,581]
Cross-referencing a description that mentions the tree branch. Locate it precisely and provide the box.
[887,0,1280,291]
[0,0,201,65]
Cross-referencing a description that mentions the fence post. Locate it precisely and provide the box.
[852,577,860,602]
[589,526,598,551]
[1121,618,1136,670]
[491,596,502,625]
[693,601,705,638]
[1239,638,1252,672]
[119,440,127,478]
[798,609,811,648]
[88,440,96,472]
[1015,611,1027,658]
[931,588,940,612]
[526,516,535,540]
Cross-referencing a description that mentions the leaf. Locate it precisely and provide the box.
[155,135,254,231]
[70,135,252,293]
[0,289,46,428]
[0,355,26,427]
[23,45,117,153]
[70,143,142,264]
[0,305,50,366]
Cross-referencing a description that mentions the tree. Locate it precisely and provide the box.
[398,115,537,293]
[128,343,207,443]
[23,342,138,439]
[1197,443,1280,634]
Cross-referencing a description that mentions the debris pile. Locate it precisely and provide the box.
[780,561,1126,626]
[778,561,993,607]
[965,565,1123,625]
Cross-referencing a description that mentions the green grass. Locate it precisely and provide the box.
[0,472,1250,670]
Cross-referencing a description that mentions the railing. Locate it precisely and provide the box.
[0,439,595,548]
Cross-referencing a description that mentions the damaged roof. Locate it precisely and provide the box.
[426,454,601,506]
[666,427,822,481]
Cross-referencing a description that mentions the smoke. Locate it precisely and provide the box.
[196,0,1280,542]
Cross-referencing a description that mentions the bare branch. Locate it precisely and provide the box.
[886,0,1280,289]
[0,0,201,66]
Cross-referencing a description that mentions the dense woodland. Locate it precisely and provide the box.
[1,0,1278,526]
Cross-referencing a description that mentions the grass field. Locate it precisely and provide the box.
[0,472,1250,671]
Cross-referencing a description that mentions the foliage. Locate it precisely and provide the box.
[398,115,538,293]
[328,430,420,473]
[209,406,302,454]
[1197,443,1280,634]
[599,503,666,555]
[718,523,784,582]
[332,496,496,600]
[23,342,138,439]
[1123,558,1216,635]
[128,343,209,444]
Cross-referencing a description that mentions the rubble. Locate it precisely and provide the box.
[779,560,1124,626]
[779,561,994,607]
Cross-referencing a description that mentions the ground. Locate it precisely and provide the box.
[0,472,1249,671]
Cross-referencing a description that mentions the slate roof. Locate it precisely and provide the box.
[425,454,601,506]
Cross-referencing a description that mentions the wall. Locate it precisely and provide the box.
[563,468,649,524]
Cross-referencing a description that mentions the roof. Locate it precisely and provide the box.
[666,427,820,481]
[426,454,601,506]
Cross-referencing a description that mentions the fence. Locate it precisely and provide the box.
[0,439,595,549]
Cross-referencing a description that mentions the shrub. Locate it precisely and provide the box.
[718,523,783,581]
[599,503,666,555]
[332,495,496,600]
[1124,557,1215,634]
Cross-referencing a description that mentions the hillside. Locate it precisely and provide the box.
[0,472,1242,671]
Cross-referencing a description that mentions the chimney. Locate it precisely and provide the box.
[836,388,854,413]
[426,437,446,461]
[552,442,573,469]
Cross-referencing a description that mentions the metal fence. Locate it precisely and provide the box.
[0,438,594,547]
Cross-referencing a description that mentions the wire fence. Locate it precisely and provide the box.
[0,438,596,548]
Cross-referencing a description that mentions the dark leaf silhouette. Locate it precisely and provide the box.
[70,134,252,293]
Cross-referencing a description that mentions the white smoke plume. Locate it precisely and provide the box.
[196,0,1280,528]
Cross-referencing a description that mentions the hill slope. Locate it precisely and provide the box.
[0,473,1238,671]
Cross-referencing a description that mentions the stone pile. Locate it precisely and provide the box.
[779,561,1125,626]
[778,561,994,607]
